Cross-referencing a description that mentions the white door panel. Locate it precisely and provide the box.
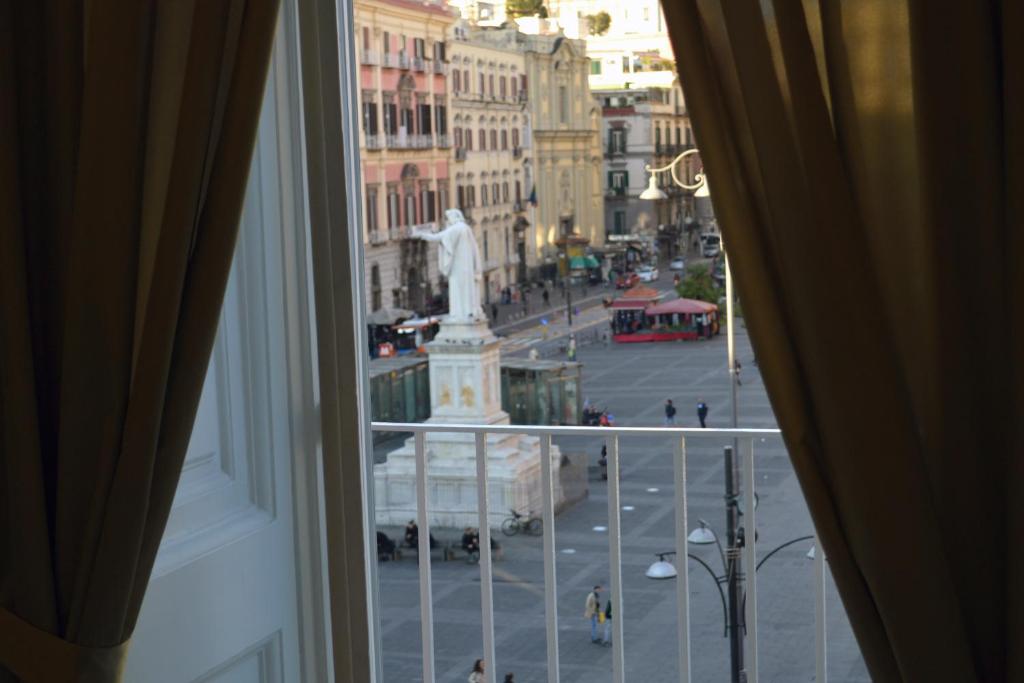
[125,10,318,682]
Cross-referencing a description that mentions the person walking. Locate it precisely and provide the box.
[697,399,709,428]
[584,585,602,643]
[468,659,485,683]
[664,399,677,426]
[601,597,613,646]
[567,333,577,361]
[542,287,550,307]
[491,302,499,322]
[503,674,515,683]
[735,359,742,386]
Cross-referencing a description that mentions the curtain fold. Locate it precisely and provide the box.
[663,1,1022,680]
[0,1,280,680]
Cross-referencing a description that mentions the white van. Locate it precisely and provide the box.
[701,233,721,257]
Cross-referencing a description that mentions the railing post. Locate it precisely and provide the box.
[606,435,625,683]
[814,534,827,683]
[475,432,497,683]
[414,431,436,683]
[540,435,560,683]
[673,437,691,683]
[741,437,758,683]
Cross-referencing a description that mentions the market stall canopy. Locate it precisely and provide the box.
[393,316,442,331]
[610,285,663,309]
[645,298,718,316]
[569,255,601,269]
[366,306,414,325]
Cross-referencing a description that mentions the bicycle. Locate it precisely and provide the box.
[501,509,543,536]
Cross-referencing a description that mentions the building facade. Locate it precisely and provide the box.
[449,21,533,303]
[517,22,603,277]
[355,0,458,314]
[598,83,695,260]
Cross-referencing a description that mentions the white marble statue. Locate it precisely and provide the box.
[414,208,485,322]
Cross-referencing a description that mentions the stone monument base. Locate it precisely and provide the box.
[373,319,564,529]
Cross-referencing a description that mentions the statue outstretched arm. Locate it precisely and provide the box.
[412,227,444,242]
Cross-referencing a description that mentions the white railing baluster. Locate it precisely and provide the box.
[539,435,561,683]
[673,437,691,683]
[414,431,436,683]
[606,434,625,683]
[741,437,758,683]
[814,533,827,682]
[476,432,497,683]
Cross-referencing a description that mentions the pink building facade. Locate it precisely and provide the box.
[356,0,457,314]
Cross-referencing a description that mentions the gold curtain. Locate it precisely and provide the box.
[0,1,280,680]
[662,1,1023,680]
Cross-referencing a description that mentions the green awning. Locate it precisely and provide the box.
[569,255,601,269]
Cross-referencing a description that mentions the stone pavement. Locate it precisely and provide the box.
[374,326,871,683]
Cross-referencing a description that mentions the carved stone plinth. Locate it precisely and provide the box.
[374,320,563,529]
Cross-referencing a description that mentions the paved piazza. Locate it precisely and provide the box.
[374,324,871,683]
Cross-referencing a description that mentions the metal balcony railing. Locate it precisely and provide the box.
[454,147,468,161]
[432,61,448,75]
[412,56,426,71]
[512,146,523,159]
[436,134,451,148]
[412,134,434,149]
[388,226,404,240]
[383,53,400,68]
[368,230,385,245]
[361,49,380,65]
[369,422,828,683]
[399,53,410,69]
[365,134,383,150]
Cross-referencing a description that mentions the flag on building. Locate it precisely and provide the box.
[528,186,537,206]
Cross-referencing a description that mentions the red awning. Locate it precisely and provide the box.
[645,298,718,316]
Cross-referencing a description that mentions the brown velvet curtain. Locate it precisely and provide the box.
[0,1,280,680]
[661,1,1023,680]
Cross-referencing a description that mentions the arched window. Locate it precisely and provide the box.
[502,182,509,202]
[499,76,507,98]
[454,128,463,147]
[492,182,499,203]
[479,129,486,149]
[510,77,517,99]
[453,70,460,91]
[500,130,508,150]
[512,128,519,148]
[489,129,497,149]
[481,184,488,206]
[466,128,473,150]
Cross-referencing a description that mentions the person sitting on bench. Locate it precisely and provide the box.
[376,531,396,559]
[405,520,437,550]
[462,527,480,555]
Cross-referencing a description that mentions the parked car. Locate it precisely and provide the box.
[636,265,660,282]
[615,272,640,289]
[670,257,686,271]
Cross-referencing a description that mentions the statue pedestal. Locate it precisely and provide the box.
[374,321,563,529]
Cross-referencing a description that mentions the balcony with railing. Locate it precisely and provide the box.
[362,49,380,65]
[436,134,451,148]
[512,146,523,159]
[383,52,400,68]
[370,422,830,683]
[412,134,434,149]
[368,230,386,245]
[365,134,383,150]
[412,56,426,72]
[388,226,404,240]
[399,52,410,69]
[455,147,468,161]
[432,61,448,75]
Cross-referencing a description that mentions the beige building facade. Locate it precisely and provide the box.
[449,21,533,303]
